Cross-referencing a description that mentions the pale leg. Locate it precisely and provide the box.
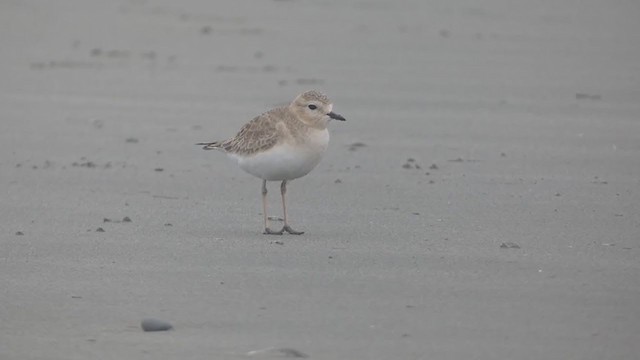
[262,179,283,235]
[280,180,304,235]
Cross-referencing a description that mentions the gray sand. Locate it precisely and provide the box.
[1,0,639,359]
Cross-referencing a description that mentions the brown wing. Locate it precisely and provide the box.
[222,109,285,155]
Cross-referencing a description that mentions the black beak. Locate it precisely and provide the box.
[327,111,346,121]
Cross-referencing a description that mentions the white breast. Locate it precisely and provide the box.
[234,128,329,181]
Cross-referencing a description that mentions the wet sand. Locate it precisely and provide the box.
[1,0,639,359]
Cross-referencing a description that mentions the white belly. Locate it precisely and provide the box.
[233,129,329,181]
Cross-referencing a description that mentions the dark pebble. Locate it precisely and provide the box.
[96,227,105,232]
[500,242,521,249]
[15,231,24,236]
[141,318,173,332]
[348,142,367,151]
[429,164,439,170]
[122,216,132,223]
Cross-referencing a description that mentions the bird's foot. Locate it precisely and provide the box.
[263,227,283,235]
[282,225,304,235]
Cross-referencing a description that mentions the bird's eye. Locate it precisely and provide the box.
[308,104,317,110]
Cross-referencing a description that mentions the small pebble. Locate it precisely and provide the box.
[500,242,521,249]
[247,347,308,358]
[122,216,132,223]
[141,318,173,332]
[334,179,342,184]
[96,227,105,232]
[348,142,367,151]
[576,93,602,100]
[15,231,24,236]
[429,164,439,170]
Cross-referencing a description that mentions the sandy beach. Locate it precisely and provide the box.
[1,0,639,359]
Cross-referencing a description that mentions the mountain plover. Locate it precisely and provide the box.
[197,90,345,235]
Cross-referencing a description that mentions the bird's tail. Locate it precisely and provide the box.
[196,141,223,150]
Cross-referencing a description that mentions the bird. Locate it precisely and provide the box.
[197,90,345,235]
